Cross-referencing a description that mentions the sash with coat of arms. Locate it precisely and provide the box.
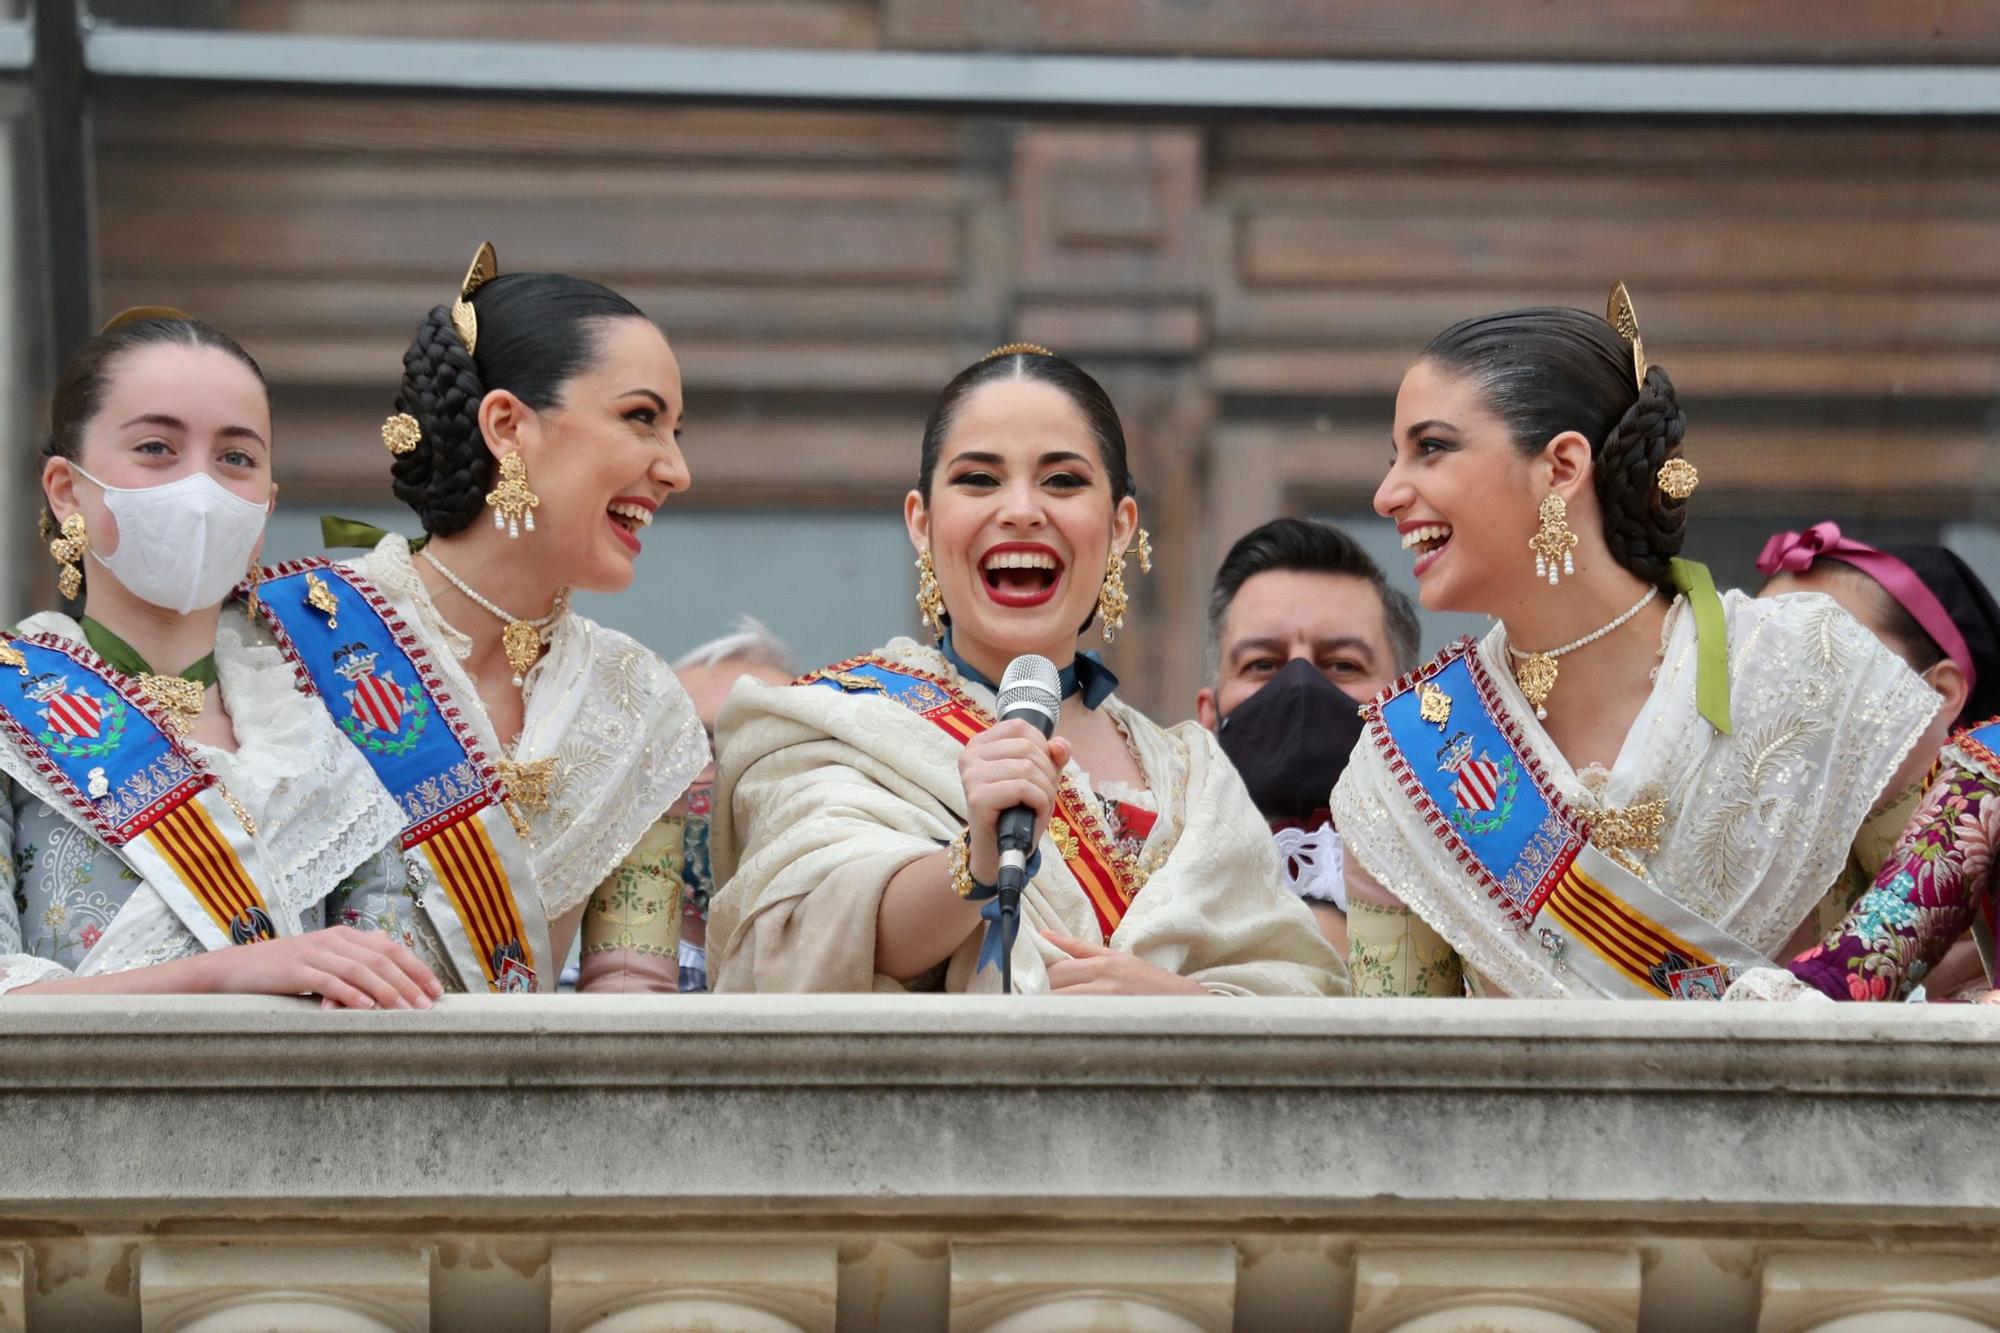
[249,559,549,993]
[0,632,286,952]
[1363,637,1770,999]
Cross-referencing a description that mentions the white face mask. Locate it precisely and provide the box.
[71,464,270,615]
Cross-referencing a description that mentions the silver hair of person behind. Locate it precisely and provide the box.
[671,615,799,678]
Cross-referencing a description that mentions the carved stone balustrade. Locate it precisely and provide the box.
[1,995,1996,1331]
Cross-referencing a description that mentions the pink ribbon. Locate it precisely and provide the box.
[1758,521,1975,695]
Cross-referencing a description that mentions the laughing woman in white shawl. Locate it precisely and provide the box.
[708,346,1341,996]
[318,245,706,993]
[0,311,434,1007]
[1334,288,1938,1000]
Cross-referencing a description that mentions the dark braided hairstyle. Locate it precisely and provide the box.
[1422,306,1690,587]
[389,272,646,536]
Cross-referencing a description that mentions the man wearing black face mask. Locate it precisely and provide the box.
[1196,519,1422,953]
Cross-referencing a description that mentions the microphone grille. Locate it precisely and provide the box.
[996,653,1062,714]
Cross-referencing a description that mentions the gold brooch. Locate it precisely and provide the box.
[1049,818,1081,863]
[304,571,340,628]
[1656,458,1699,501]
[381,412,422,456]
[498,756,559,817]
[0,643,27,676]
[1588,798,1668,877]
[1417,681,1452,728]
[135,674,206,738]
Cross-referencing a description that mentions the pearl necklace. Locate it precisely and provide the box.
[1505,586,1658,720]
[419,550,570,687]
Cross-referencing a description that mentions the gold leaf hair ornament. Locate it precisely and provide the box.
[1608,281,1697,503]
[1606,281,1647,390]
[451,241,499,355]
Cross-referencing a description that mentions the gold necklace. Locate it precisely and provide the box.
[1505,586,1658,720]
[418,550,569,687]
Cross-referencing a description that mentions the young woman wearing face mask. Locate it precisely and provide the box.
[310,246,706,994]
[706,346,1341,996]
[1334,288,1939,1000]
[1723,527,2000,1003]
[0,312,436,1006]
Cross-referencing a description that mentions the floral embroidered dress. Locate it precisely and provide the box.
[325,535,708,987]
[1731,720,2000,1002]
[0,610,406,993]
[1333,590,1938,998]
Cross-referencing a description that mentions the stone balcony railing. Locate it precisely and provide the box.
[1,995,1997,1331]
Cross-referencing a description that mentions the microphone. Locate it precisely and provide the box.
[992,654,1062,993]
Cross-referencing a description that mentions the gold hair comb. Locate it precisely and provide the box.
[99,305,192,334]
[984,342,1053,361]
[451,242,499,355]
[1606,282,1648,390]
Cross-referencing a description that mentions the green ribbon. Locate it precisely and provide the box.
[1668,557,1732,735]
[320,516,425,553]
[80,616,218,688]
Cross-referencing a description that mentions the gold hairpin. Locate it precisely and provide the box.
[451,242,499,355]
[381,412,422,456]
[99,305,192,334]
[984,342,1053,361]
[1657,458,1699,501]
[1606,281,1648,390]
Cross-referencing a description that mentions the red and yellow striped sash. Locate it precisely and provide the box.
[1543,858,1716,996]
[421,812,532,989]
[140,790,273,941]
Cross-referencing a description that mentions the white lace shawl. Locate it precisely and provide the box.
[1333,590,1939,998]
[0,608,405,989]
[707,636,1342,996]
[351,534,708,919]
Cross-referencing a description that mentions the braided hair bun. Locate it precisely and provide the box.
[1420,305,1689,589]
[1593,365,1688,585]
[389,304,489,536]
[385,271,648,537]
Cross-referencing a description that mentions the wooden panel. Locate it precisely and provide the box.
[884,0,2000,62]
[96,97,969,165]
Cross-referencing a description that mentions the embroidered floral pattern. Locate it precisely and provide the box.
[1788,756,2000,1001]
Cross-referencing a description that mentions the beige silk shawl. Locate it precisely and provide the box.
[1333,589,1939,998]
[707,637,1343,996]
[349,534,709,920]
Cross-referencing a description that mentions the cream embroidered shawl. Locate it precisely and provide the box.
[707,637,1343,996]
[1332,590,1939,998]
[350,535,709,919]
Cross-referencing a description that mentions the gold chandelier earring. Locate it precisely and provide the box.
[1097,549,1131,643]
[48,513,87,601]
[1528,493,1578,586]
[486,452,539,539]
[914,548,947,641]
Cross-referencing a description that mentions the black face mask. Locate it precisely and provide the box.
[1216,657,1369,825]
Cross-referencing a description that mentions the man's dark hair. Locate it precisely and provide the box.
[1206,518,1422,680]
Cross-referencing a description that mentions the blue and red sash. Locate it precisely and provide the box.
[0,633,281,949]
[251,559,547,993]
[800,653,1143,942]
[1365,637,1767,999]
